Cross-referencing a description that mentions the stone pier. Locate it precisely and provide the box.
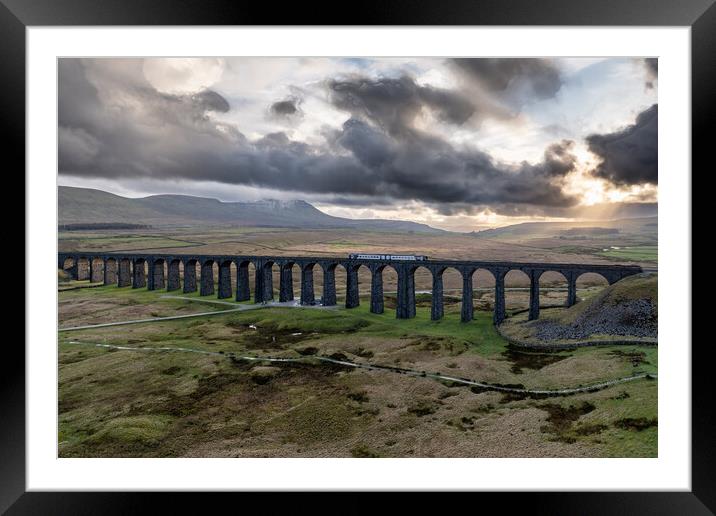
[460,268,474,323]
[236,262,250,301]
[279,264,294,302]
[566,271,578,307]
[148,259,165,291]
[254,265,264,304]
[322,265,337,306]
[183,261,197,293]
[200,261,214,296]
[261,263,276,301]
[369,266,384,314]
[493,270,507,325]
[117,259,131,287]
[132,260,146,289]
[430,268,444,321]
[167,260,181,291]
[528,269,541,321]
[346,266,360,309]
[301,265,315,305]
[396,265,416,319]
[218,261,232,299]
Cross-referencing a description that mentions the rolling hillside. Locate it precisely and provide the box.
[471,218,657,240]
[58,186,445,234]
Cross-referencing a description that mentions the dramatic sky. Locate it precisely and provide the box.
[58,57,658,231]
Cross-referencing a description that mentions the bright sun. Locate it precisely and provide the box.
[567,173,657,207]
[580,179,607,206]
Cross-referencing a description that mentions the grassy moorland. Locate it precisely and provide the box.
[59,221,656,270]
[598,245,658,263]
[57,223,657,458]
[58,284,657,458]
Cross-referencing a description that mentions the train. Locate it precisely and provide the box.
[348,254,429,261]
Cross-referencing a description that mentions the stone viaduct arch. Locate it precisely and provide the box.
[89,257,104,283]
[75,256,90,281]
[117,257,132,287]
[364,263,399,315]
[575,271,611,303]
[60,256,77,280]
[538,270,570,307]
[57,252,642,325]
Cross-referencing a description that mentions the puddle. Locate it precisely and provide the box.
[502,347,568,374]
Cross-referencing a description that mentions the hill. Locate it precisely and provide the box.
[527,273,657,342]
[58,186,445,234]
[472,218,657,241]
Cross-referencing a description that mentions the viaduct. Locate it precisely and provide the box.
[58,253,642,324]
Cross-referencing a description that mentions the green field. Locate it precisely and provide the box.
[598,246,658,262]
[58,285,657,458]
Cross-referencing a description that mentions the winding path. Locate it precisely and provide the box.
[59,294,657,396]
[65,339,656,397]
[58,298,338,332]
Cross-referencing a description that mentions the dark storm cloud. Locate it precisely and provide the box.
[269,97,302,118]
[59,59,580,217]
[323,71,578,211]
[643,58,658,89]
[328,117,579,212]
[449,58,563,101]
[586,104,658,186]
[316,195,397,207]
[334,118,395,168]
[327,75,475,136]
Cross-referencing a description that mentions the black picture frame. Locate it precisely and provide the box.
[4,0,710,512]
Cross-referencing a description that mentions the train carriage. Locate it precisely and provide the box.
[348,254,429,261]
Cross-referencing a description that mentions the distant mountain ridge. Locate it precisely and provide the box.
[470,217,657,239]
[58,186,446,234]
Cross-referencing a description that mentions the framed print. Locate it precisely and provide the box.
[5,0,712,512]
